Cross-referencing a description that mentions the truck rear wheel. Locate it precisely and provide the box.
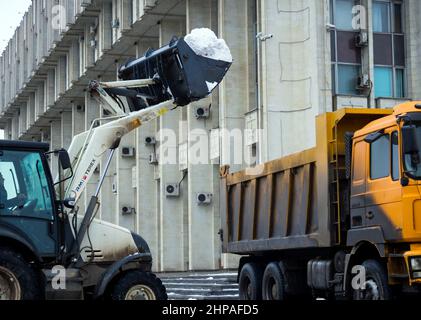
[0,248,42,300]
[239,263,263,300]
[110,271,167,300]
[353,260,391,300]
[262,262,286,300]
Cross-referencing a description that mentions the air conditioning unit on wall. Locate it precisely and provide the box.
[355,30,369,47]
[144,0,158,11]
[357,74,371,90]
[165,183,180,198]
[197,193,212,205]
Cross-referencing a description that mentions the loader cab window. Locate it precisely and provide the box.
[370,134,390,179]
[0,150,53,219]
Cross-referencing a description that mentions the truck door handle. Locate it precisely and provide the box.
[366,211,374,220]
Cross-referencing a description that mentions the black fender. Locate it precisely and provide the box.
[0,223,41,262]
[343,238,386,295]
[94,252,152,298]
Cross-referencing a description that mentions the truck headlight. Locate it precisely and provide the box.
[410,257,421,278]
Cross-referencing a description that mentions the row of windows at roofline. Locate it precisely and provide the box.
[330,0,405,99]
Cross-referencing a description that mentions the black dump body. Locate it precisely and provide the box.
[118,37,231,109]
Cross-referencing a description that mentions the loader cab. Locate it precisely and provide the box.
[350,102,421,244]
[0,141,60,261]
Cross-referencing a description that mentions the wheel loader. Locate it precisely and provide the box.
[0,33,231,300]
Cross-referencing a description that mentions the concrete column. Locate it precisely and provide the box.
[186,0,221,270]
[61,111,72,150]
[260,0,329,159]
[218,0,251,269]
[50,120,62,178]
[134,40,159,271]
[56,55,67,99]
[72,101,85,136]
[158,18,187,271]
[28,94,36,129]
[35,84,45,120]
[406,0,421,99]
[19,106,27,137]
[116,131,137,230]
[99,0,113,54]
[218,0,247,171]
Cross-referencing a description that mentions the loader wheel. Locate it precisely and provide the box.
[110,271,167,300]
[262,262,286,300]
[0,248,42,300]
[353,260,391,300]
[239,263,263,300]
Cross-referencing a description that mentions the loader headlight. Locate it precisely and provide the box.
[410,257,421,279]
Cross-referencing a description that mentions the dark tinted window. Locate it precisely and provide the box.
[391,131,399,181]
[374,34,393,65]
[337,31,361,63]
[394,3,403,33]
[394,35,405,66]
[370,135,390,180]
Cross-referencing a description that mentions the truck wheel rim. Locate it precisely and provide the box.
[269,278,278,300]
[0,266,21,300]
[125,285,156,300]
[359,279,380,300]
[244,278,252,299]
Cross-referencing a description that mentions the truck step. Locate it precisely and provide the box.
[390,273,409,279]
[158,271,239,300]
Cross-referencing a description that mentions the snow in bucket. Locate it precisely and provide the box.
[184,28,233,63]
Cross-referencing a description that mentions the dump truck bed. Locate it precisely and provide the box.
[220,108,393,255]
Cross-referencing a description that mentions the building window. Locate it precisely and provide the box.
[373,0,405,98]
[331,0,362,96]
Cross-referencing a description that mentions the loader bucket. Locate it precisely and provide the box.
[118,36,232,108]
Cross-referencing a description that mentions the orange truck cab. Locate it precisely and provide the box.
[351,101,421,287]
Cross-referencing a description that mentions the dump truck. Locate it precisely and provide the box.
[0,29,231,300]
[220,103,421,300]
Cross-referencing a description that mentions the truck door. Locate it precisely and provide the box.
[351,139,367,228]
[365,130,403,240]
[0,150,58,258]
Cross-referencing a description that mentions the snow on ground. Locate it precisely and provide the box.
[184,28,233,63]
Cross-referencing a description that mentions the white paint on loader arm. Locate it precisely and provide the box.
[63,100,174,204]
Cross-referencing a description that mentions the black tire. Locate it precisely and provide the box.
[353,259,391,300]
[0,247,43,300]
[262,262,286,300]
[110,271,167,300]
[239,262,263,300]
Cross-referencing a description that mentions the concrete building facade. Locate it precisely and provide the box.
[0,0,420,272]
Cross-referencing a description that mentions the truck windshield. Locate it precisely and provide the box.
[403,124,421,179]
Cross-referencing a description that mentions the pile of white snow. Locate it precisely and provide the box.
[184,28,233,63]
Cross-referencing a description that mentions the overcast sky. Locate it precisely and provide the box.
[0,1,31,139]
[0,1,32,53]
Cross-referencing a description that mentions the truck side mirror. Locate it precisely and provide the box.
[402,125,420,155]
[58,150,72,171]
